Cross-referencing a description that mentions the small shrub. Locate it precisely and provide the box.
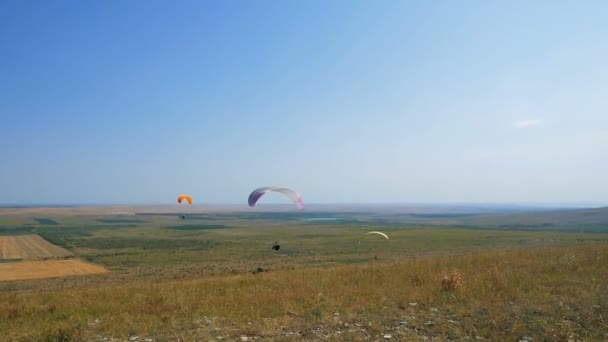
[441,270,463,291]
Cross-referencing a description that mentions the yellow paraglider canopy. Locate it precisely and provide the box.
[363,231,389,240]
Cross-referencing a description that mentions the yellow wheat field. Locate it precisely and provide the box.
[0,235,73,259]
[0,259,108,281]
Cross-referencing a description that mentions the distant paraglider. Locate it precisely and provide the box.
[248,186,304,209]
[363,231,389,240]
[360,232,388,261]
[177,195,193,205]
[177,195,192,220]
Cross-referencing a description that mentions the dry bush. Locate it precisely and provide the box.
[441,270,463,291]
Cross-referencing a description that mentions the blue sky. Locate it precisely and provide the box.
[1,1,607,205]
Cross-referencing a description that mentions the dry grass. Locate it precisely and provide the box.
[441,270,463,291]
[0,259,108,282]
[0,234,73,260]
[1,243,607,341]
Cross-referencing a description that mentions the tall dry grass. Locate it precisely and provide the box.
[1,243,607,341]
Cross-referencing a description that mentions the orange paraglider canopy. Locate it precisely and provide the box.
[177,194,193,205]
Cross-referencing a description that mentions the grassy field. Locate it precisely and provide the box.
[1,244,607,341]
[0,206,607,340]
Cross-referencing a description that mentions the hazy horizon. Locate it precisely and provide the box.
[2,1,607,205]
[1,201,605,209]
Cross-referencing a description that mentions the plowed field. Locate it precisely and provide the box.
[0,234,73,259]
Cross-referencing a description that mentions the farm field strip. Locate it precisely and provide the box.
[0,259,108,281]
[0,237,21,259]
[0,235,73,259]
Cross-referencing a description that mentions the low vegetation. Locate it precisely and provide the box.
[1,244,607,340]
[32,218,59,225]
[164,224,232,231]
[0,208,607,340]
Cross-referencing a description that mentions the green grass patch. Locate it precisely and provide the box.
[0,258,23,263]
[164,224,231,231]
[0,226,36,235]
[96,218,145,224]
[73,237,219,251]
[36,225,138,249]
[33,218,58,225]
[409,213,479,218]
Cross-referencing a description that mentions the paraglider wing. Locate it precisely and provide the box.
[177,195,193,205]
[364,231,389,240]
[248,187,273,207]
[271,187,304,209]
[248,186,304,209]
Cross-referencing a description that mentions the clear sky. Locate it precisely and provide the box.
[1,1,607,205]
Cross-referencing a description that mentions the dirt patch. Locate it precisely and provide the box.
[0,259,108,281]
[0,235,73,259]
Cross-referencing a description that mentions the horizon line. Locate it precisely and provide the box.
[1,201,606,208]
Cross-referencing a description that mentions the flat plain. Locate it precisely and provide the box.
[0,205,607,341]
